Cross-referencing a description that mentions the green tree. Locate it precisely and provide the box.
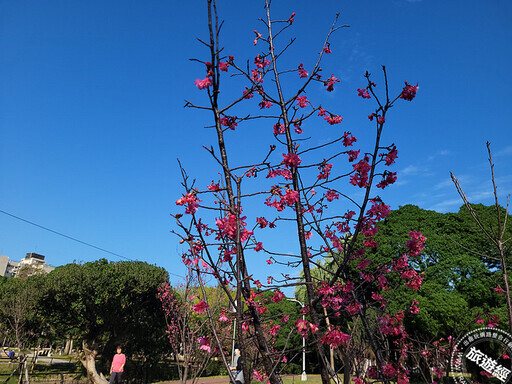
[40,259,169,384]
[367,204,511,339]
[0,274,44,349]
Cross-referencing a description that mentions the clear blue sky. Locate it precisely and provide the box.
[1,0,511,284]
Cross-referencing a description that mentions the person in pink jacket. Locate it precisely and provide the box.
[109,346,126,384]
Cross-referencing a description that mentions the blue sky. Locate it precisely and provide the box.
[1,0,511,285]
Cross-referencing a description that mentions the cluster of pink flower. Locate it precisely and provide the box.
[194,62,215,90]
[220,115,237,130]
[347,149,360,162]
[405,231,427,256]
[325,189,339,202]
[215,214,254,243]
[317,161,333,180]
[264,186,299,211]
[357,87,371,99]
[342,131,357,147]
[320,328,351,349]
[376,170,397,189]
[296,95,309,108]
[266,167,292,180]
[273,123,285,135]
[324,114,343,125]
[295,318,318,338]
[256,217,274,228]
[350,156,371,188]
[400,82,419,101]
[383,145,398,165]
[324,74,339,92]
[292,119,303,134]
[176,192,201,214]
[298,63,308,78]
[282,152,301,168]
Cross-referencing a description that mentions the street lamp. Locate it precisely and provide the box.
[287,298,307,381]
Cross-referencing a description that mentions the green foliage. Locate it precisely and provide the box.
[40,259,169,382]
[0,274,46,348]
[367,204,511,339]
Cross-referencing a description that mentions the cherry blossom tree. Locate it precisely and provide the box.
[159,269,232,384]
[171,1,422,383]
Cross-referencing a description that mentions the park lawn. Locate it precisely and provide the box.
[0,361,83,384]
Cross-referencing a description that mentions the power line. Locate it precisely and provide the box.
[0,208,184,279]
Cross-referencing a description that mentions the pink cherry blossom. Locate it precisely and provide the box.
[273,123,285,135]
[243,87,254,99]
[324,74,339,92]
[325,190,339,202]
[384,145,398,165]
[357,258,371,270]
[259,100,273,109]
[357,88,371,99]
[298,63,308,78]
[256,217,269,228]
[192,300,209,314]
[296,95,309,108]
[282,189,299,205]
[406,231,426,256]
[271,290,285,303]
[220,115,238,130]
[324,114,343,125]
[347,149,360,162]
[295,318,308,337]
[342,132,357,147]
[194,76,213,90]
[218,311,229,322]
[219,61,229,72]
[323,43,332,54]
[321,329,351,349]
[253,30,262,45]
[317,162,333,180]
[207,182,220,192]
[253,370,265,382]
[400,82,419,101]
[376,171,397,189]
[176,192,201,214]
[382,364,397,378]
[282,152,301,168]
[409,299,420,314]
[494,286,505,294]
[198,336,211,353]
[254,55,270,69]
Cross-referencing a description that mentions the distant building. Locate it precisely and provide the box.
[0,255,19,278]
[16,253,54,276]
[0,253,54,278]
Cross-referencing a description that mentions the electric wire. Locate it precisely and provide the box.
[0,208,184,279]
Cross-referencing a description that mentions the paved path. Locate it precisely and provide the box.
[158,375,303,384]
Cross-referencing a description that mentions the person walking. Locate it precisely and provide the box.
[229,346,244,384]
[109,346,126,384]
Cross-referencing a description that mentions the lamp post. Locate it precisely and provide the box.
[287,298,307,381]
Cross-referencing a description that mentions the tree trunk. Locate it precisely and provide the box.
[81,341,108,384]
[63,338,73,355]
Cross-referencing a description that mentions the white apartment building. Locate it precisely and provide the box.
[0,253,54,278]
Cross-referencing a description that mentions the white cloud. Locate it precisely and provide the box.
[401,165,419,175]
[433,177,455,190]
[494,145,512,157]
[425,198,462,213]
[427,149,450,161]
